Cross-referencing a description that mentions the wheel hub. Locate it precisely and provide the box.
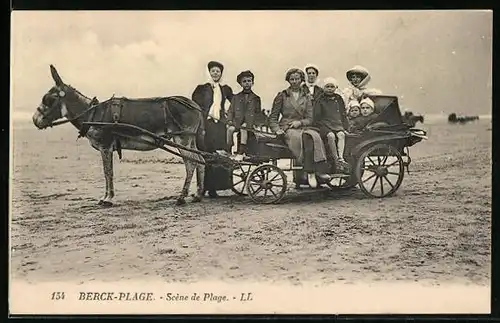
[375,166,388,176]
[260,180,273,189]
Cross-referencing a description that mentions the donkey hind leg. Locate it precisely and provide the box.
[99,148,115,207]
[173,136,197,206]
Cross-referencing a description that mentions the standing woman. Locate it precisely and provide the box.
[192,61,234,198]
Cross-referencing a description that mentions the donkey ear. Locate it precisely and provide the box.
[50,64,64,86]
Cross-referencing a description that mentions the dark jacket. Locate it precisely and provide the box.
[313,93,349,136]
[349,114,379,133]
[302,84,324,104]
[191,83,233,122]
[227,90,261,128]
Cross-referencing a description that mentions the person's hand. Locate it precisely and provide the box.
[228,125,236,131]
[290,121,302,129]
[276,129,285,136]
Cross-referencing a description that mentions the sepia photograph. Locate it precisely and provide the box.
[10,10,492,315]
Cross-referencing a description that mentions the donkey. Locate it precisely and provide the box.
[32,65,206,206]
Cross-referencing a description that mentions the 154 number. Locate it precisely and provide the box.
[51,292,65,300]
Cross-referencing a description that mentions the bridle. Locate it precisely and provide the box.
[37,93,99,128]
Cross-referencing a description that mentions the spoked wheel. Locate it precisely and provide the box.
[245,164,287,204]
[355,144,405,198]
[231,163,253,196]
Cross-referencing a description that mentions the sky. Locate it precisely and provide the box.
[11,10,492,120]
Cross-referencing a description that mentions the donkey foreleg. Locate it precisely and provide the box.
[99,148,115,207]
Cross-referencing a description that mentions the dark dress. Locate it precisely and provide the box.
[192,83,233,191]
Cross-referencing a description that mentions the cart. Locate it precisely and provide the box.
[228,95,428,203]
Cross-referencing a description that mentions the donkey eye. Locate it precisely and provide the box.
[58,90,66,97]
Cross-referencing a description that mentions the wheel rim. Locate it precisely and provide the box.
[246,164,287,204]
[356,145,404,198]
[231,163,252,196]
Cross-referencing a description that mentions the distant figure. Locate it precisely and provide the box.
[192,60,234,198]
[448,113,479,124]
[226,70,261,157]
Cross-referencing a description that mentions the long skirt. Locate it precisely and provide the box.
[203,119,232,191]
[287,129,330,185]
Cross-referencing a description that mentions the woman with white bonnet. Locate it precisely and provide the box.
[342,65,382,105]
[192,60,234,198]
[303,63,323,104]
[313,76,350,173]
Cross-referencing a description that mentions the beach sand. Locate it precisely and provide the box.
[10,117,491,288]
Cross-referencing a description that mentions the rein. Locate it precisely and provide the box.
[47,98,99,128]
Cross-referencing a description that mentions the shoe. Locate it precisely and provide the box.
[233,154,245,161]
[208,190,218,198]
[317,173,331,181]
[338,160,351,174]
[307,173,318,188]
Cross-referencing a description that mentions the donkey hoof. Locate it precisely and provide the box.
[97,200,104,205]
[101,201,114,207]
[176,198,186,206]
[192,196,202,203]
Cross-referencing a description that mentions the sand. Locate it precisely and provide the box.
[10,117,491,288]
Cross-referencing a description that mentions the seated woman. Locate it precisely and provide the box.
[269,67,330,188]
[342,65,382,105]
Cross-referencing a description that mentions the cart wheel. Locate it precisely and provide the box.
[355,144,405,198]
[245,164,287,204]
[231,163,252,196]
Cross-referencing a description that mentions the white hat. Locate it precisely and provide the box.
[348,100,361,108]
[304,63,320,75]
[360,97,375,109]
[322,77,339,88]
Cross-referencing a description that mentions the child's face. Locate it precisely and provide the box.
[209,67,222,82]
[239,76,254,90]
[349,107,360,118]
[360,104,373,116]
[306,68,318,83]
[323,83,337,95]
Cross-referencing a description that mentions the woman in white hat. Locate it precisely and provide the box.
[342,65,382,105]
[303,64,323,104]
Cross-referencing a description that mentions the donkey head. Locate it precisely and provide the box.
[32,65,71,129]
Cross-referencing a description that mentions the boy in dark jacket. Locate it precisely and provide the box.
[226,70,262,157]
[313,77,350,172]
